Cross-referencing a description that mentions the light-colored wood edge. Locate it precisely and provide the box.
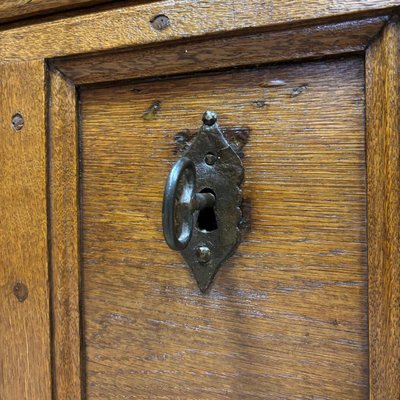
[53,17,387,85]
[48,67,83,400]
[0,61,52,399]
[0,0,399,62]
[366,19,400,400]
[0,0,115,23]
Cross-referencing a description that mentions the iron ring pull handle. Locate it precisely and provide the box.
[162,157,215,251]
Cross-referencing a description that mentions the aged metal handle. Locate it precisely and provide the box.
[162,157,215,251]
[161,111,244,292]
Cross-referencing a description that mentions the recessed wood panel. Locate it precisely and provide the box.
[80,57,368,399]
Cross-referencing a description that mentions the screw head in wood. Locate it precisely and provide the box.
[150,14,170,31]
[12,113,24,131]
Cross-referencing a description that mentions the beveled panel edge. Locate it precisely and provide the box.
[47,66,83,400]
[52,16,387,86]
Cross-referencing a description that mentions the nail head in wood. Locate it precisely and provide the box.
[13,282,28,302]
[12,113,24,131]
[150,14,170,31]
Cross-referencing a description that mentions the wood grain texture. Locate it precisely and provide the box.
[54,17,386,85]
[80,57,368,399]
[366,20,400,400]
[48,68,82,400]
[0,0,113,23]
[0,0,399,62]
[0,61,51,399]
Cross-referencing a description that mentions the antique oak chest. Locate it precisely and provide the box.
[0,1,399,399]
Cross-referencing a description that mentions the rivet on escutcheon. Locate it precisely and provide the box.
[202,111,217,126]
[196,246,211,263]
[205,153,217,165]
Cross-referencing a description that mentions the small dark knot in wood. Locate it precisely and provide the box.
[12,113,24,131]
[150,14,170,31]
[13,282,28,303]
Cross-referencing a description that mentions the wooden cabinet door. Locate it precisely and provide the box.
[1,2,399,399]
[78,56,368,399]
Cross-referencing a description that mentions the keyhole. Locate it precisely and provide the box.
[197,188,218,232]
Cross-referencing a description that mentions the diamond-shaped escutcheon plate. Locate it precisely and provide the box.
[162,111,244,292]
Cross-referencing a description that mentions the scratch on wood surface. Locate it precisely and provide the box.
[251,99,268,108]
[260,79,286,87]
[291,83,309,97]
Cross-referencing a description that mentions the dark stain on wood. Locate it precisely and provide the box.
[291,83,308,97]
[174,129,195,154]
[143,100,162,120]
[222,126,250,158]
[13,282,28,303]
[239,197,252,238]
[174,126,250,158]
[251,100,268,108]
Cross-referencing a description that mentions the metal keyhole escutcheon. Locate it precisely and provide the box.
[162,111,244,292]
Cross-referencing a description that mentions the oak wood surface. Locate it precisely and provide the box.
[0,0,114,23]
[48,68,83,400]
[80,57,368,399]
[54,17,386,85]
[0,1,397,398]
[366,20,400,400]
[0,61,51,399]
[0,0,399,62]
